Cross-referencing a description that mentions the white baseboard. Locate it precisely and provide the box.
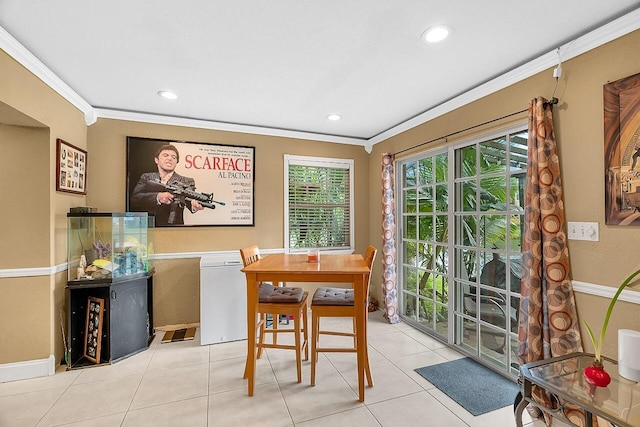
[0,355,55,383]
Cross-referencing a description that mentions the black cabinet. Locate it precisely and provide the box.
[67,273,154,369]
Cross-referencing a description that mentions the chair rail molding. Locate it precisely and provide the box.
[573,280,640,305]
[1,264,638,383]
[3,257,639,306]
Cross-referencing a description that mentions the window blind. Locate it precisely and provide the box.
[287,163,351,250]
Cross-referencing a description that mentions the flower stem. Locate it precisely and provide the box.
[590,268,640,362]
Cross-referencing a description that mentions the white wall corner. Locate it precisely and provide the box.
[364,141,373,154]
[84,108,98,126]
[0,355,56,383]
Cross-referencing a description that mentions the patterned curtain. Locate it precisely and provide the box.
[381,153,399,324]
[518,98,589,426]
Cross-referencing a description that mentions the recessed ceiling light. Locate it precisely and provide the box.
[421,25,452,43]
[327,114,341,121]
[158,90,178,100]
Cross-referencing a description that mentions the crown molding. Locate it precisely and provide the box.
[367,8,640,146]
[93,108,368,147]
[0,25,96,125]
[2,8,639,146]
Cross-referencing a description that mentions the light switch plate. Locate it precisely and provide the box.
[567,221,599,241]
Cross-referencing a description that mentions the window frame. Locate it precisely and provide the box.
[284,154,355,253]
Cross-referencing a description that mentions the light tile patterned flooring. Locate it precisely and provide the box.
[0,310,554,427]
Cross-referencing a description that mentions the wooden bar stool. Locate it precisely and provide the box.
[310,245,377,387]
[240,245,309,383]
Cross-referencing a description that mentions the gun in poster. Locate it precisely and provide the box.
[148,180,225,210]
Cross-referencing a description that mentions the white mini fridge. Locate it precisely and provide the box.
[200,257,247,345]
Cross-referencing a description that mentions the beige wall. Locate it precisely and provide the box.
[2,28,640,368]
[0,122,51,363]
[1,124,49,267]
[368,30,640,359]
[0,48,87,365]
[86,118,371,327]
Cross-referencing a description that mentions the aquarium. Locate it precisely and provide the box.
[67,212,154,283]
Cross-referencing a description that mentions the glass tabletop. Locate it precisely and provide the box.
[522,353,640,426]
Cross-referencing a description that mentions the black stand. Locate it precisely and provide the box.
[66,272,154,369]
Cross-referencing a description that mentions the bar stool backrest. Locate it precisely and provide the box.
[240,244,260,268]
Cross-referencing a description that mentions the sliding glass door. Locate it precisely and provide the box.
[400,151,450,339]
[398,126,527,377]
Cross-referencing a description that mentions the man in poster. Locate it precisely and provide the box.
[131,144,205,226]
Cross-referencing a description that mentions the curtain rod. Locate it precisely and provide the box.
[389,108,529,157]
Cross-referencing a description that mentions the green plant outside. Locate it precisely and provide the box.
[400,134,530,360]
[405,144,524,301]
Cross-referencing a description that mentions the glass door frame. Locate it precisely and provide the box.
[395,123,527,378]
[395,146,453,342]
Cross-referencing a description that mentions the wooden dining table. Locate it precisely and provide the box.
[241,253,371,401]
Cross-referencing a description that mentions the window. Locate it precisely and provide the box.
[284,155,354,252]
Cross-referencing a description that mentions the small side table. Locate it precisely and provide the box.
[515,353,640,427]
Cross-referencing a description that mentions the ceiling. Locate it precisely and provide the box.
[1,1,639,146]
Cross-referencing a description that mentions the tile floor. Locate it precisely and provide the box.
[0,310,555,427]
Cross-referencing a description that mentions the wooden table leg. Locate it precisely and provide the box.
[354,273,366,402]
[244,273,258,396]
